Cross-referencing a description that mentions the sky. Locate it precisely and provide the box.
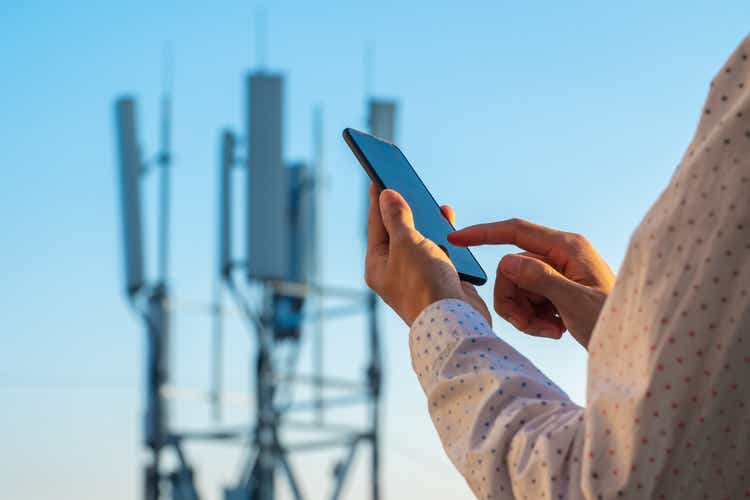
[1,1,748,499]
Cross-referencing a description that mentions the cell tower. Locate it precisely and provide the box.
[216,64,384,499]
[114,59,200,499]
[113,39,397,500]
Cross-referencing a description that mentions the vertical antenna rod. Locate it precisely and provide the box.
[364,43,375,102]
[256,7,268,71]
[211,277,223,422]
[312,106,324,424]
[362,43,374,240]
[214,130,235,422]
[158,43,173,285]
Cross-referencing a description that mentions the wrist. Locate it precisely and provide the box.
[409,285,463,326]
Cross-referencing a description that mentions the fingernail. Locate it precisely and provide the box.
[502,256,521,279]
[381,189,398,203]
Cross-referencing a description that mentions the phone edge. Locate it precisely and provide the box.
[343,128,386,191]
[342,127,488,286]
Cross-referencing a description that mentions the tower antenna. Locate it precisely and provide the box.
[364,42,375,98]
[256,7,268,70]
[311,106,324,424]
[158,42,173,285]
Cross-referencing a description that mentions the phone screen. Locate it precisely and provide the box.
[344,128,487,285]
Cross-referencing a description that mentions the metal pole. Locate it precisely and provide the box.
[364,44,374,105]
[329,439,360,500]
[158,44,173,286]
[151,48,173,497]
[211,279,223,422]
[251,285,276,500]
[312,107,324,425]
[255,8,267,71]
[145,462,158,500]
[277,447,304,500]
[214,130,235,422]
[367,292,381,500]
[144,285,169,500]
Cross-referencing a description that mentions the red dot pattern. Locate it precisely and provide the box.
[408,36,750,499]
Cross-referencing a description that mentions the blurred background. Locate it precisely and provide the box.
[1,2,748,499]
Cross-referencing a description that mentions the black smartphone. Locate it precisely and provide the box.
[343,127,487,286]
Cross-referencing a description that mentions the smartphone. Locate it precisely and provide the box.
[343,127,487,286]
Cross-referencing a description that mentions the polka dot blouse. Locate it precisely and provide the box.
[409,35,750,499]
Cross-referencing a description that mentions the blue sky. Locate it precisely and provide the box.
[1,1,748,499]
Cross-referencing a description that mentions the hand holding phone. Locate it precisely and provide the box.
[344,127,489,325]
[363,183,492,326]
[343,128,487,285]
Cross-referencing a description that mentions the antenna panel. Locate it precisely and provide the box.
[367,99,397,141]
[364,100,398,235]
[286,162,315,284]
[219,130,235,278]
[114,96,145,296]
[246,73,288,281]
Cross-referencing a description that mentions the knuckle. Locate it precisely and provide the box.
[564,232,589,249]
[414,237,430,251]
[404,229,425,247]
[388,229,406,243]
[571,232,589,244]
[519,260,548,287]
[390,232,411,248]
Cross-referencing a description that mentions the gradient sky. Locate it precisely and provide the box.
[1,2,748,499]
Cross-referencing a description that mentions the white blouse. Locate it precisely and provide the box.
[409,35,750,499]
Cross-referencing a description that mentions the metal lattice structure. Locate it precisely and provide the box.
[113,54,397,500]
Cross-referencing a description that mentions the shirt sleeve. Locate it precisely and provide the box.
[409,35,750,500]
[579,35,750,499]
[409,299,586,499]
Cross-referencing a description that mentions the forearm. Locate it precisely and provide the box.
[410,299,586,499]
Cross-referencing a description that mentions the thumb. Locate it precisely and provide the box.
[379,189,417,241]
[499,254,582,307]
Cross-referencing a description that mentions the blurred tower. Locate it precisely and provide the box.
[114,89,199,499]
[246,73,287,281]
[115,37,390,500]
[362,98,396,500]
[217,64,384,500]
[367,100,396,142]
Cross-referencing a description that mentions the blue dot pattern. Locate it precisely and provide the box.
[411,299,583,499]
[408,35,750,499]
